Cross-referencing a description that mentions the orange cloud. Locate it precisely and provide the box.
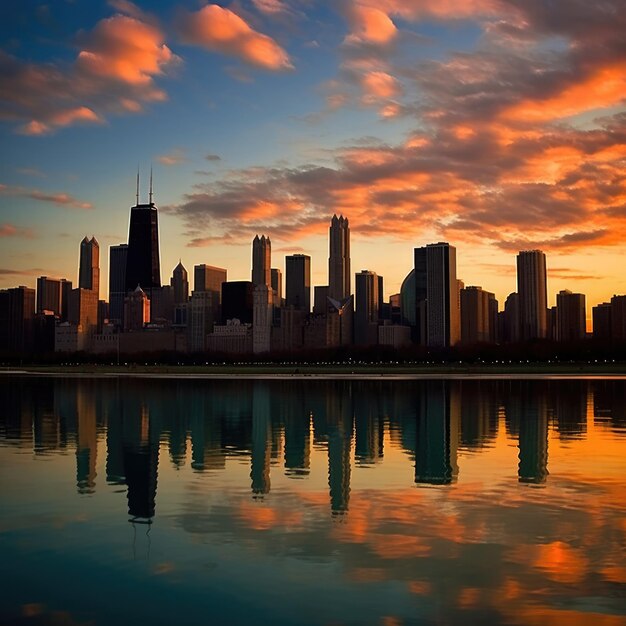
[178,5,293,71]
[76,15,176,88]
[345,4,398,45]
[361,71,401,103]
[0,10,178,134]
[501,61,626,123]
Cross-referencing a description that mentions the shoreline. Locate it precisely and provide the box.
[3,364,626,380]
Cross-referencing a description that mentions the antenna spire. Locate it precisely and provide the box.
[149,165,153,205]
[136,166,140,206]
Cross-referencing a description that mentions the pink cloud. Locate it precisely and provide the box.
[156,149,187,166]
[178,4,293,71]
[0,184,92,209]
[0,224,34,238]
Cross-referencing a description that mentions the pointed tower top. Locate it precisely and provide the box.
[331,214,339,223]
[81,236,89,244]
[136,167,140,206]
[254,234,260,242]
[149,165,153,205]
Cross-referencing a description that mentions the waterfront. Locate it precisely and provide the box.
[1,377,625,625]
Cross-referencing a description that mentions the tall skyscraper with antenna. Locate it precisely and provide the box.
[125,170,161,295]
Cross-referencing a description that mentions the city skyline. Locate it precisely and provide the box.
[1,2,625,311]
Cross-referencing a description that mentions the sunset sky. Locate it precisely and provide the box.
[1,0,625,316]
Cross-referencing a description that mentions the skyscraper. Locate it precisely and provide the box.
[355,270,379,345]
[79,236,99,295]
[556,290,586,341]
[517,250,547,340]
[271,268,282,304]
[36,276,62,315]
[414,243,459,347]
[109,244,128,326]
[285,254,311,312]
[125,178,161,293]
[328,215,350,302]
[251,235,271,288]
[171,261,189,305]
[194,264,226,295]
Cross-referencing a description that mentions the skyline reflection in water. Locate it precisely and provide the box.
[0,376,625,625]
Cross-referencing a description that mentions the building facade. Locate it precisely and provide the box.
[517,250,547,340]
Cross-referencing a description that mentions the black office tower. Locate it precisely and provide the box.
[125,202,161,293]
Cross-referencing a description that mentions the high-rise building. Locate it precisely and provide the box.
[36,276,61,315]
[355,270,379,345]
[517,250,547,340]
[503,292,520,343]
[413,248,428,343]
[460,286,491,344]
[79,237,99,295]
[124,286,150,331]
[125,180,161,293]
[194,264,226,294]
[286,254,311,312]
[109,244,128,326]
[328,215,350,302]
[0,286,35,355]
[610,295,626,341]
[188,290,218,352]
[313,286,329,315]
[556,290,586,341]
[414,243,459,348]
[251,235,271,288]
[222,281,254,324]
[271,268,282,303]
[60,279,72,322]
[593,302,612,340]
[171,261,189,306]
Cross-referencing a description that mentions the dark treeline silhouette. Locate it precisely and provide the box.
[3,338,626,366]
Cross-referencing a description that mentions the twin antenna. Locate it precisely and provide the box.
[135,166,154,205]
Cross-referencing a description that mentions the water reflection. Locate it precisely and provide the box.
[0,376,625,626]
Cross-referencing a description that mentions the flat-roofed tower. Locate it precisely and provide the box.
[517,250,547,340]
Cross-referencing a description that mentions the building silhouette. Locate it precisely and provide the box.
[271,268,283,304]
[125,179,161,295]
[556,290,586,341]
[460,286,493,344]
[286,254,311,312]
[414,243,459,347]
[0,286,35,355]
[109,244,128,326]
[517,250,547,340]
[328,215,351,302]
[79,236,99,295]
[194,264,226,295]
[171,261,189,306]
[355,269,380,345]
[252,235,271,288]
[36,276,62,316]
[593,302,612,340]
[222,281,254,324]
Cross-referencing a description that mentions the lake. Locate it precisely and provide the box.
[0,376,625,625]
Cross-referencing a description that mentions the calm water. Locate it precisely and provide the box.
[0,376,625,626]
